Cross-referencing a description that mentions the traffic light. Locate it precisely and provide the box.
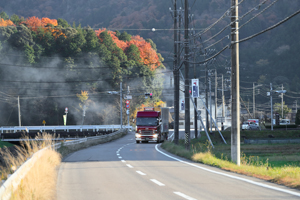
[144,93,153,99]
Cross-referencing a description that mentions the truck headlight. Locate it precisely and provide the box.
[135,133,141,138]
[153,134,158,138]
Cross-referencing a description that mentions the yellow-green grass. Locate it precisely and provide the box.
[0,133,61,200]
[161,140,300,189]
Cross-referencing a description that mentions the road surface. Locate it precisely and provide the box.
[57,131,300,200]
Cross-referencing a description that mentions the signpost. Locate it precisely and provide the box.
[181,99,185,111]
[124,95,132,100]
[191,79,199,98]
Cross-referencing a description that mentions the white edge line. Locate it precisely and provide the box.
[126,164,133,168]
[150,179,165,186]
[136,171,146,176]
[155,144,300,197]
[174,192,197,200]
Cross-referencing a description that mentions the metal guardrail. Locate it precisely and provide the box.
[0,128,128,200]
[0,125,132,134]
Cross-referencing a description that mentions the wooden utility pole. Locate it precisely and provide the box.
[253,83,255,118]
[184,0,190,149]
[215,70,218,125]
[222,75,225,119]
[231,0,240,165]
[173,0,179,144]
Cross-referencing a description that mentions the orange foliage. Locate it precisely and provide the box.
[41,18,58,26]
[23,16,65,39]
[95,29,160,70]
[0,19,15,27]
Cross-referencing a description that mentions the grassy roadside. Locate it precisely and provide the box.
[161,132,300,190]
[0,130,128,199]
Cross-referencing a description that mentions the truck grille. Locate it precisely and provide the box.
[141,131,152,135]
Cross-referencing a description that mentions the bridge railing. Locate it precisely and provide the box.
[0,125,131,134]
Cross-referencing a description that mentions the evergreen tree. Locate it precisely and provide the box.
[0,12,9,20]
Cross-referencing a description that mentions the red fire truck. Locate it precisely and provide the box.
[135,107,169,143]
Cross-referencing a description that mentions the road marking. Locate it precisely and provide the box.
[155,145,300,197]
[150,179,165,186]
[174,192,197,200]
[136,171,146,176]
[126,164,133,168]
[117,154,120,156]
[118,156,122,159]
[121,160,126,163]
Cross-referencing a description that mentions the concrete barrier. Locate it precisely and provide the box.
[0,129,129,200]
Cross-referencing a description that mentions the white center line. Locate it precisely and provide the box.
[118,156,122,159]
[121,160,126,162]
[117,154,120,156]
[174,192,197,200]
[150,179,165,186]
[136,171,146,176]
[126,164,133,168]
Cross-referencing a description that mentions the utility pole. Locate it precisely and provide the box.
[193,51,198,138]
[18,96,21,127]
[120,82,123,129]
[209,72,212,133]
[231,0,240,165]
[253,83,255,118]
[205,55,209,132]
[215,70,218,125]
[281,84,284,118]
[184,0,190,149]
[127,86,130,126]
[270,83,273,131]
[173,0,179,144]
[222,75,225,120]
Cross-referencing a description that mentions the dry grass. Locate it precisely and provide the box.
[0,133,61,200]
[162,141,300,190]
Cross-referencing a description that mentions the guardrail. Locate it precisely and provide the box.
[0,125,131,134]
[0,128,129,200]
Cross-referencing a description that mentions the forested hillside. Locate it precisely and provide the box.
[1,0,300,124]
[0,16,164,125]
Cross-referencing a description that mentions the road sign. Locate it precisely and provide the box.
[125,100,130,104]
[126,110,129,115]
[180,99,185,111]
[126,104,130,108]
[191,79,199,98]
[124,95,132,100]
[42,120,46,125]
[65,107,68,113]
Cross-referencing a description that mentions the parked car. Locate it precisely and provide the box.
[248,122,260,130]
[279,119,290,125]
[242,121,260,130]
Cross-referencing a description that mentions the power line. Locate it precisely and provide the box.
[238,8,300,44]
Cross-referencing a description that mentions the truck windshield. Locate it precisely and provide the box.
[136,118,158,126]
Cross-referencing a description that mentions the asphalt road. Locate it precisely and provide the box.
[57,131,300,200]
